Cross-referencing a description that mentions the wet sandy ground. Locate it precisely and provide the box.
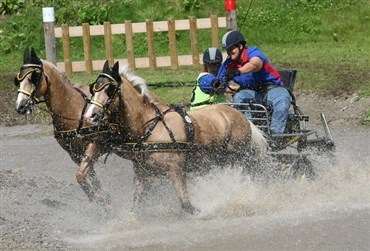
[1,124,370,250]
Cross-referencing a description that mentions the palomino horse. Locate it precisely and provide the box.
[15,47,114,205]
[85,60,268,214]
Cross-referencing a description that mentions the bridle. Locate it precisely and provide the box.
[14,63,47,105]
[89,73,121,116]
[15,63,91,123]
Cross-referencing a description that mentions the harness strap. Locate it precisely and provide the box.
[127,103,195,152]
[74,87,91,132]
[138,104,175,145]
[153,104,177,143]
[109,141,201,152]
[54,124,115,140]
[170,104,195,143]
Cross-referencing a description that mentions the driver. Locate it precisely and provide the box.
[218,30,291,134]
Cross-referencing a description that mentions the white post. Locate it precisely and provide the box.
[42,7,56,65]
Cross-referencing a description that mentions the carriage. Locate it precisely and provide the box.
[15,48,335,215]
[223,69,335,179]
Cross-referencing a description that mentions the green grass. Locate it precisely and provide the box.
[1,0,370,102]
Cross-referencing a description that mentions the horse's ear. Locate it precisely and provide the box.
[30,47,38,58]
[28,47,42,65]
[23,47,31,64]
[103,60,110,73]
[112,61,119,73]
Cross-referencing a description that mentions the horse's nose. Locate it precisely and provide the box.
[84,112,98,124]
[16,104,28,115]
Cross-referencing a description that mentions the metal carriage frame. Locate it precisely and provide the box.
[224,70,335,178]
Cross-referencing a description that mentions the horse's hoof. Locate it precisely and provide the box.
[95,192,111,206]
[182,203,200,215]
[125,212,140,230]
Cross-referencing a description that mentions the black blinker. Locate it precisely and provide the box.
[89,83,95,95]
[31,70,42,86]
[14,76,20,87]
[106,84,116,97]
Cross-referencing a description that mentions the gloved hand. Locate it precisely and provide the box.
[225,69,241,81]
[211,78,226,94]
[211,78,221,89]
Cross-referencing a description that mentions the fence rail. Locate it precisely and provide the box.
[54,15,226,74]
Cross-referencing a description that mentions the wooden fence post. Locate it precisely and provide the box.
[42,7,57,65]
[210,14,219,48]
[189,16,199,66]
[53,16,228,72]
[125,20,135,70]
[61,24,72,74]
[146,19,157,69]
[104,22,114,66]
[82,23,93,74]
[167,18,178,69]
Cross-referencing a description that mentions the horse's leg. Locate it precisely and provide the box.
[76,142,108,204]
[167,161,200,215]
[130,162,152,214]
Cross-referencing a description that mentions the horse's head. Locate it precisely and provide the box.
[15,47,47,114]
[85,60,121,124]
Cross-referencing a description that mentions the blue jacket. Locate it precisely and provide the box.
[198,71,220,94]
[218,47,284,91]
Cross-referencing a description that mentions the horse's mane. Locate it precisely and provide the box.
[118,64,164,105]
[41,59,74,87]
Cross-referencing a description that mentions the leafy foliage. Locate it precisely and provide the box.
[74,1,111,25]
[0,0,25,15]
[181,0,201,12]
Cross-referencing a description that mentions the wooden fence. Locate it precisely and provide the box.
[54,15,227,74]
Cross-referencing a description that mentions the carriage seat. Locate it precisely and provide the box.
[278,69,297,92]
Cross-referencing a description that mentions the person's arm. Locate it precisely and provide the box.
[225,56,263,80]
[238,56,263,74]
[198,74,220,94]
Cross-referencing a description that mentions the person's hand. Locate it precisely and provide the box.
[227,80,240,93]
[211,78,226,94]
[225,69,241,81]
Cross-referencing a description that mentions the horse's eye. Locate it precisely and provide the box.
[106,84,116,97]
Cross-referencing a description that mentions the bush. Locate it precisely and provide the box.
[0,0,25,15]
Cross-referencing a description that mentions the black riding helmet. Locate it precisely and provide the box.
[203,47,223,64]
[221,30,246,50]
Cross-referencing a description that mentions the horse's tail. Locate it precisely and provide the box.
[250,122,269,157]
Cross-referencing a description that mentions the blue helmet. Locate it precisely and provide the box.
[202,47,223,64]
[221,30,246,50]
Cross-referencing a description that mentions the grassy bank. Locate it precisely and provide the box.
[1,0,369,119]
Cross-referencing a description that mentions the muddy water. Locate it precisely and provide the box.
[1,124,369,250]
